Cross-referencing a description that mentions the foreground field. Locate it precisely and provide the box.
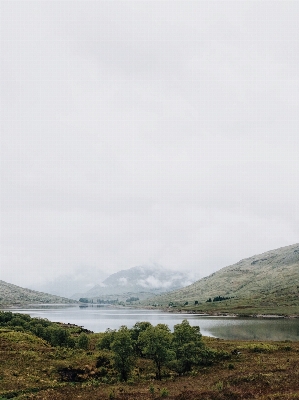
[1,326,299,399]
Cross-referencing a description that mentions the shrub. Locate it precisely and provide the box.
[77,332,89,350]
[161,387,169,397]
[149,384,155,395]
[97,328,116,350]
[96,351,111,368]
[246,343,278,353]
[215,380,223,391]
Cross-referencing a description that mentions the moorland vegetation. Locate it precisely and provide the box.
[1,311,299,399]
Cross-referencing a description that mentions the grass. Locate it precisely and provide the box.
[1,329,299,399]
[151,292,299,316]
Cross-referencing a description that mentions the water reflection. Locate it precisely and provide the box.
[2,306,299,341]
[208,317,299,341]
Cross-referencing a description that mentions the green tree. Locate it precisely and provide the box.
[77,332,89,350]
[139,324,174,380]
[172,319,204,373]
[98,328,116,350]
[111,326,135,381]
[79,298,89,303]
[47,326,70,347]
[130,321,153,357]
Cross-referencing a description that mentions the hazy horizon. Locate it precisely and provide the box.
[1,1,298,289]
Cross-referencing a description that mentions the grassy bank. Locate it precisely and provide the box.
[149,294,299,317]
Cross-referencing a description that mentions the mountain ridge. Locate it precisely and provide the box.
[147,243,299,315]
[0,280,78,306]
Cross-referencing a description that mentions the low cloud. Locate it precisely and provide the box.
[118,277,128,286]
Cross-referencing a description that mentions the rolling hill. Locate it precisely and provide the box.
[147,243,299,315]
[0,280,78,307]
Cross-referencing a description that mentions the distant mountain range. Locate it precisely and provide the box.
[3,244,298,314]
[72,265,199,302]
[148,243,299,315]
[0,280,78,307]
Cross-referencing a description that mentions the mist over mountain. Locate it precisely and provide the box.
[72,265,199,301]
[148,243,299,315]
[0,280,77,306]
[29,267,109,298]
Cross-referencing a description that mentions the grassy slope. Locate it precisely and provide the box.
[0,280,77,306]
[1,328,299,399]
[146,243,299,315]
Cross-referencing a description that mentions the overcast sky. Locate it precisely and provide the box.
[1,1,298,288]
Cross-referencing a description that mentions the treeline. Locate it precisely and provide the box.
[169,296,233,307]
[97,299,119,304]
[79,298,119,304]
[0,311,90,349]
[206,295,233,303]
[97,320,229,381]
[126,297,139,302]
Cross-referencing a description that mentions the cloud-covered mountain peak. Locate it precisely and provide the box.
[102,265,194,289]
[73,265,199,300]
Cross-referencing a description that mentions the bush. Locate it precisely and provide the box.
[77,332,89,350]
[149,384,155,395]
[246,343,278,353]
[161,387,169,397]
[98,328,116,350]
[96,351,111,368]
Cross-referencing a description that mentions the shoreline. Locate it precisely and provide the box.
[1,303,298,319]
[141,304,299,319]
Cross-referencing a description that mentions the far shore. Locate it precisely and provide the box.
[1,302,298,319]
[132,303,299,318]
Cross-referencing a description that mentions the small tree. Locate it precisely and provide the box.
[172,319,204,373]
[139,324,174,380]
[130,321,153,356]
[79,298,89,303]
[47,326,70,347]
[111,326,135,381]
[77,332,89,350]
[98,328,116,350]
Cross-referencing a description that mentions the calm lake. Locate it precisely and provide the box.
[4,305,299,341]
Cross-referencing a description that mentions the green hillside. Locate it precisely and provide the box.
[0,280,78,306]
[147,243,299,316]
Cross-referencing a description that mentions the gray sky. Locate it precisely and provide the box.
[1,1,298,288]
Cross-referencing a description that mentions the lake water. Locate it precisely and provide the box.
[3,305,299,341]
